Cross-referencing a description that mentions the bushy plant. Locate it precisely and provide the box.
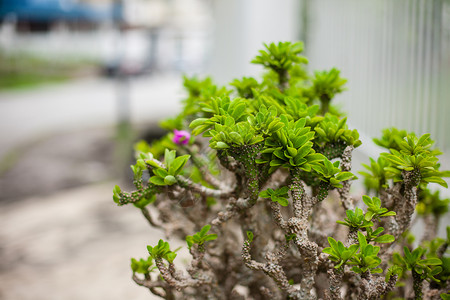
[114,42,449,299]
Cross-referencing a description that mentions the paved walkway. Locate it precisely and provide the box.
[0,75,183,160]
[0,182,190,300]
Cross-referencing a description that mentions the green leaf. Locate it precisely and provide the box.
[155,168,169,178]
[203,234,218,242]
[379,211,396,217]
[149,176,166,186]
[277,186,290,195]
[199,225,211,236]
[133,195,156,209]
[169,155,190,176]
[335,172,355,182]
[358,231,367,249]
[186,236,194,248]
[365,211,375,221]
[424,177,448,188]
[287,147,297,157]
[371,268,383,274]
[374,234,395,243]
[113,185,121,194]
[215,142,229,149]
[259,190,272,198]
[247,231,254,242]
[229,132,244,144]
[285,233,297,242]
[336,220,349,226]
[327,237,338,251]
[165,252,177,263]
[419,258,442,266]
[273,196,289,206]
[189,118,208,128]
[164,175,177,185]
[164,149,176,167]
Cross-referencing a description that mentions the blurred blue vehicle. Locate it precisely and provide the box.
[0,0,114,30]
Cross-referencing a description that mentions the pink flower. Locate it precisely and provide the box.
[173,130,190,145]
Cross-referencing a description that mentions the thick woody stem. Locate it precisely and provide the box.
[154,258,183,290]
[269,201,288,230]
[242,240,299,297]
[346,228,358,246]
[290,168,305,218]
[412,270,424,300]
[229,143,264,205]
[132,273,175,300]
[337,146,355,211]
[357,271,372,300]
[278,69,290,92]
[154,258,212,291]
[325,268,343,300]
[395,169,420,235]
[177,175,233,198]
[211,199,239,226]
[289,167,319,299]
[320,95,330,115]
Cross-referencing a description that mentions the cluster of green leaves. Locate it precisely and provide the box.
[362,195,396,221]
[147,239,178,263]
[359,156,390,193]
[251,41,308,75]
[230,77,260,99]
[362,131,449,194]
[147,149,190,186]
[380,133,448,188]
[311,68,347,102]
[393,246,443,283]
[336,196,395,242]
[325,197,396,272]
[422,228,450,283]
[181,76,231,118]
[365,227,395,244]
[385,265,403,282]
[182,42,360,192]
[373,128,408,150]
[131,257,156,275]
[257,116,324,173]
[185,225,217,250]
[259,186,290,206]
[336,207,373,229]
[311,159,355,189]
[189,97,264,149]
[348,232,383,274]
[247,105,284,137]
[313,114,361,148]
[323,234,388,274]
[130,152,153,180]
[323,237,359,269]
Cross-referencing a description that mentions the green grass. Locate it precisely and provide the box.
[0,51,98,90]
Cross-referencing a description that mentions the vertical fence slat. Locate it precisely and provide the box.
[304,0,449,153]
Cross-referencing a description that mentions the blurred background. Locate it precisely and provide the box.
[0,0,449,299]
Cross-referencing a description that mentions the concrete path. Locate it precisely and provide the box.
[0,182,189,300]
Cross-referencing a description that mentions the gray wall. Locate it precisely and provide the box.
[208,0,301,84]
